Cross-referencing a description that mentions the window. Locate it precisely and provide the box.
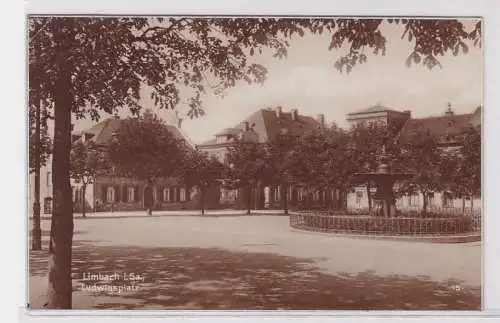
[356,191,363,205]
[163,188,171,202]
[408,193,418,206]
[274,187,280,201]
[443,192,454,208]
[216,136,226,144]
[180,188,186,202]
[106,186,115,203]
[127,187,135,202]
[298,187,305,201]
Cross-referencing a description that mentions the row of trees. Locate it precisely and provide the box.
[69,111,227,216]
[225,122,481,215]
[69,111,481,218]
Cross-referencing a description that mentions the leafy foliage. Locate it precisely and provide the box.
[264,132,297,185]
[29,18,481,122]
[107,110,185,180]
[392,129,444,212]
[69,140,107,185]
[178,149,226,189]
[286,126,354,192]
[225,139,271,188]
[441,125,481,199]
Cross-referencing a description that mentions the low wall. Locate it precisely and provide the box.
[290,213,480,236]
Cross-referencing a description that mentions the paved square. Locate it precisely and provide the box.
[29,214,481,310]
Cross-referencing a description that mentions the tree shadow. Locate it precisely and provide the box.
[29,241,480,310]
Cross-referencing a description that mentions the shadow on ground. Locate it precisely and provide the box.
[29,240,481,310]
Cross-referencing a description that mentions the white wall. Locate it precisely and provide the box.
[347,185,481,214]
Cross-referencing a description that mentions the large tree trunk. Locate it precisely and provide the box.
[46,64,73,309]
[81,184,87,218]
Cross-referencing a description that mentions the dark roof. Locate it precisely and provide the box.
[397,112,475,144]
[347,104,401,116]
[73,118,194,147]
[199,108,321,146]
[216,127,241,137]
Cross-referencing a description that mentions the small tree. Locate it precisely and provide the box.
[287,125,361,210]
[348,122,392,211]
[179,149,226,215]
[69,141,106,217]
[394,129,443,214]
[225,140,270,214]
[265,132,297,214]
[442,125,481,213]
[108,110,185,181]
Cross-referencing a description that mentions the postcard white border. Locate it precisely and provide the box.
[3,0,499,322]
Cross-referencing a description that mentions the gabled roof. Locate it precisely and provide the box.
[72,118,194,148]
[215,127,242,137]
[347,104,401,116]
[198,108,321,146]
[397,112,475,144]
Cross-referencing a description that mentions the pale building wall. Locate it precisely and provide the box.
[28,159,53,216]
[346,186,481,214]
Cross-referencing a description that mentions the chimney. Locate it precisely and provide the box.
[445,102,454,116]
[174,111,183,128]
[275,106,282,118]
[317,114,325,127]
[291,109,299,121]
[243,121,250,132]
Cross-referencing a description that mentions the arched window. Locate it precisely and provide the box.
[163,188,171,202]
[127,187,135,202]
[106,186,115,203]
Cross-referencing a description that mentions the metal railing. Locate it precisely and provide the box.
[290,212,481,236]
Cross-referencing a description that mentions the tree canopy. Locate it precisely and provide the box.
[29,17,481,121]
[107,110,185,180]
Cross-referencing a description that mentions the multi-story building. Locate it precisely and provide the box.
[346,104,482,213]
[70,116,200,213]
[197,106,324,209]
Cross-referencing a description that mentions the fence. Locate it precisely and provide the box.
[290,212,481,236]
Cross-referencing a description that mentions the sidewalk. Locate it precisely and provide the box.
[33,209,290,220]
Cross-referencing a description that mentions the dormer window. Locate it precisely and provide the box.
[216,135,227,144]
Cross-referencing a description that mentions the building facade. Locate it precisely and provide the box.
[197,106,324,210]
[70,117,202,213]
[346,104,482,214]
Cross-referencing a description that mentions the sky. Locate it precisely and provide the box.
[72,18,483,144]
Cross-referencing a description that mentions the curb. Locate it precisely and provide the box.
[32,212,288,220]
[289,227,481,244]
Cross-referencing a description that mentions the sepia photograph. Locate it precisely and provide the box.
[27,16,482,311]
